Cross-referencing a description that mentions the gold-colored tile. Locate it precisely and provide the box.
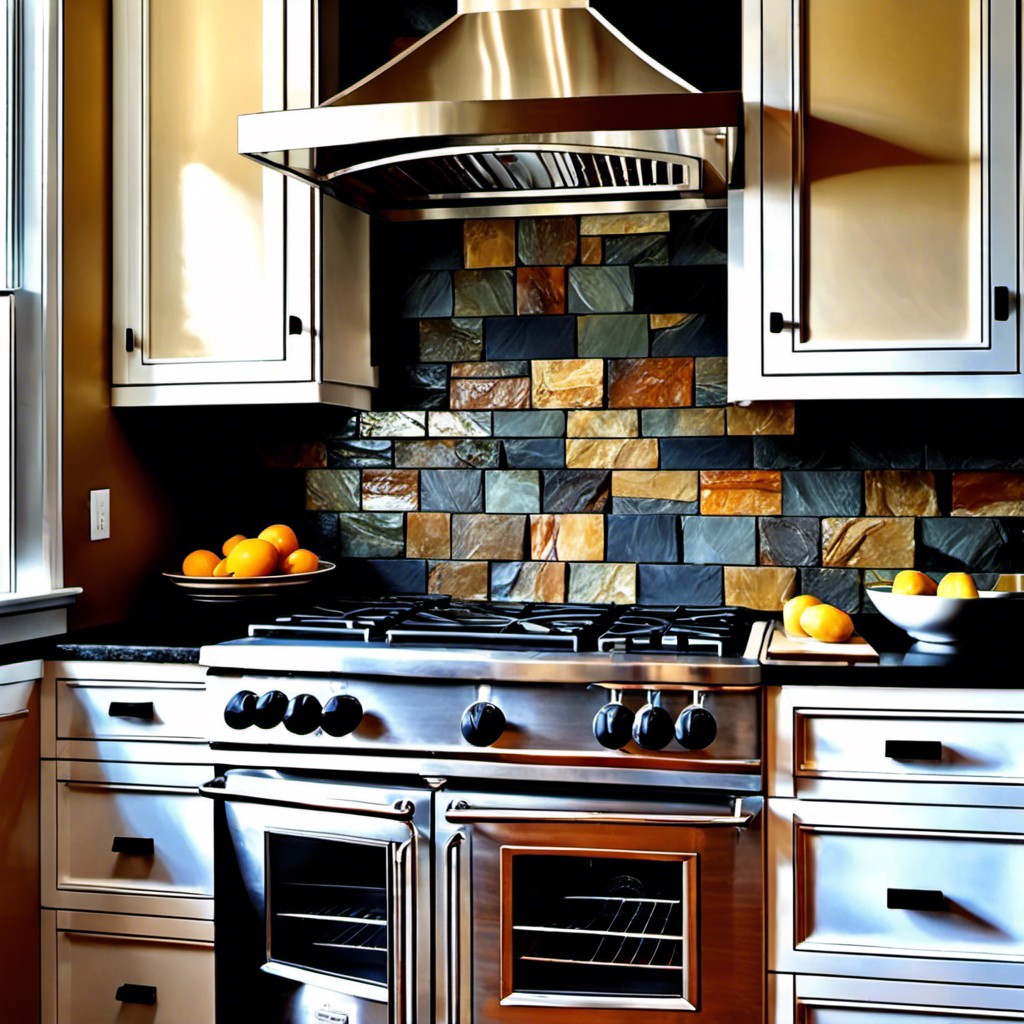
[864,471,939,517]
[649,313,689,330]
[531,359,604,409]
[952,472,1024,516]
[566,439,658,469]
[495,562,566,602]
[822,517,915,568]
[450,377,531,409]
[727,401,796,436]
[530,514,604,561]
[567,410,638,438]
[612,471,698,502]
[451,514,526,560]
[608,358,693,408]
[580,213,671,235]
[406,512,450,559]
[428,561,489,600]
[463,219,515,268]
[700,471,782,516]
[579,236,602,264]
[724,566,798,611]
[568,563,637,604]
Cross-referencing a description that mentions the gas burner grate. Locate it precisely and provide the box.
[249,596,450,642]
[597,605,754,655]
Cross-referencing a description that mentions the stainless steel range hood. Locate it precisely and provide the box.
[238,0,742,220]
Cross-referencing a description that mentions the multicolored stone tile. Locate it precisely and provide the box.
[493,410,565,437]
[728,401,796,436]
[579,236,602,264]
[464,219,515,268]
[637,564,723,604]
[453,269,515,316]
[450,377,531,409]
[864,471,939,517]
[517,267,566,314]
[428,411,492,437]
[684,516,756,565]
[567,266,634,313]
[394,439,500,469]
[569,563,637,604]
[650,313,688,330]
[327,438,392,469]
[694,357,728,407]
[660,437,754,470]
[724,566,798,611]
[700,470,782,516]
[485,317,574,360]
[406,512,451,559]
[608,357,693,408]
[401,270,452,318]
[822,517,915,568]
[531,359,604,409]
[485,470,541,513]
[642,408,725,437]
[530,514,604,561]
[782,471,862,516]
[580,213,671,235]
[650,310,726,357]
[759,517,819,567]
[504,439,566,469]
[518,217,578,266]
[420,470,483,512]
[361,469,418,511]
[428,560,489,600]
[305,469,360,512]
[491,561,567,602]
[604,233,669,266]
[337,513,405,558]
[799,567,862,613]
[567,410,638,438]
[918,517,1009,572]
[612,470,698,503]
[577,314,649,357]
[951,472,1024,516]
[606,515,679,563]
[542,470,611,512]
[451,513,526,560]
[451,360,530,378]
[669,210,727,265]
[566,439,658,469]
[360,411,426,438]
[418,318,483,362]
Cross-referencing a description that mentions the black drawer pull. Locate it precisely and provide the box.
[111,836,154,857]
[288,314,303,335]
[887,888,947,912]
[108,701,155,721]
[115,983,157,1005]
[125,327,135,353]
[994,286,1011,322]
[885,739,942,761]
[768,311,785,334]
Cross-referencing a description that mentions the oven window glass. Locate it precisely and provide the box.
[267,833,389,988]
[505,850,693,1001]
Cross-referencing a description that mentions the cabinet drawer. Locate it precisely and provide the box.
[56,678,205,742]
[804,1009,1023,1024]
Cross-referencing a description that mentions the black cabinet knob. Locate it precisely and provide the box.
[593,703,635,750]
[461,701,506,747]
[223,690,258,730]
[675,705,718,750]
[321,694,363,737]
[632,703,675,751]
[253,690,289,729]
[283,694,323,735]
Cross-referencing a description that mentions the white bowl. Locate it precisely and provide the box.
[865,584,1011,644]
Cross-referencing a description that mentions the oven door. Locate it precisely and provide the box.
[437,788,763,1024]
[200,769,430,1024]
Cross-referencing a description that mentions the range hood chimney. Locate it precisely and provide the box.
[238,0,741,220]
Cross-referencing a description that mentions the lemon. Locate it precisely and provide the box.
[936,572,979,599]
[891,570,938,596]
[783,594,822,637]
[799,603,854,643]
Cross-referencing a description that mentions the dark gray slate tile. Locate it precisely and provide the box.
[606,514,679,562]
[345,559,428,595]
[650,310,727,357]
[302,511,340,561]
[695,357,728,407]
[684,517,756,565]
[782,471,862,516]
[503,439,565,469]
[420,470,484,512]
[633,265,723,313]
[919,518,1012,572]
[604,234,669,266]
[328,438,393,468]
[401,271,452,318]
[799,568,861,613]
[454,269,515,316]
[669,210,727,265]
[305,469,360,512]
[542,469,611,512]
[567,266,634,313]
[485,316,575,360]
[577,314,649,357]
[517,217,578,266]
[759,517,819,566]
[486,470,541,513]
[613,497,699,514]
[419,318,484,362]
[337,513,404,558]
[493,410,566,438]
[755,437,847,470]
[926,441,1024,471]
[637,564,723,605]
[327,414,359,440]
[849,441,925,470]
[660,437,753,470]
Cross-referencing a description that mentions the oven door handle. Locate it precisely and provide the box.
[444,796,761,828]
[443,831,465,1024]
[392,839,415,1024]
[197,776,416,822]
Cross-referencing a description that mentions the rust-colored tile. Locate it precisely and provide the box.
[952,472,1024,516]
[569,563,637,604]
[532,359,604,409]
[822,517,915,568]
[727,401,796,436]
[464,219,515,268]
[530,514,604,561]
[724,566,798,611]
[493,561,566,602]
[428,560,489,600]
[608,358,693,408]
[517,267,566,314]
[567,410,638,438]
[612,471,698,502]
[581,213,671,235]
[700,471,782,516]
[361,469,418,511]
[864,471,939,517]
[450,377,531,409]
[451,514,525,560]
[566,439,658,469]
[406,512,450,559]
[579,236,602,264]
[649,313,688,330]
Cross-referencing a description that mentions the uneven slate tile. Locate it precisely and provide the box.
[782,471,862,516]
[579,236,602,264]
[339,559,427,596]
[918,518,1011,572]
[822,517,915,568]
[606,514,679,563]
[849,441,925,470]
[542,469,611,513]
[518,217,578,266]
[328,438,393,469]
[604,233,669,266]
[406,512,451,559]
[360,411,426,438]
[695,357,728,407]
[608,357,693,408]
[305,469,360,512]
[577,314,649,357]
[384,364,448,411]
[302,511,340,562]
[864,471,939,517]
[464,219,515,268]
[485,470,541,513]
[612,470,698,503]
[567,266,634,314]
[759,517,819,567]
[926,439,1024,471]
[493,410,566,438]
[503,439,566,469]
[451,360,530,378]
[724,566,798,611]
[684,516,756,565]
[650,310,727,357]
[418,318,483,363]
[530,514,604,561]
[728,401,796,436]
[420,470,483,513]
[428,560,490,600]
[453,269,515,316]
[642,408,724,437]
[491,561,567,602]
[566,439,658,469]
[799,568,861,613]
[394,439,500,469]
[337,513,404,558]
[532,358,604,408]
[567,410,638,438]
[614,497,698,514]
[361,469,418,511]
[661,437,753,470]
[701,471,782,516]
[485,316,575,360]
[569,563,637,604]
[637,564,723,606]
[754,436,847,470]
[401,271,452,318]
[260,440,327,469]
[428,411,492,437]
[517,266,566,315]
[450,377,531,409]
[952,472,1024,516]
[581,213,670,235]
[669,210,727,265]
[451,514,526,560]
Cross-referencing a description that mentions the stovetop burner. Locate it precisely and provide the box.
[249,596,448,642]
[597,606,755,656]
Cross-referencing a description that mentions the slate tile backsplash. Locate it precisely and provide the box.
[233,211,1024,612]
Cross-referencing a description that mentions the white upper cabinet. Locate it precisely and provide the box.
[729,0,1021,399]
[111,0,375,407]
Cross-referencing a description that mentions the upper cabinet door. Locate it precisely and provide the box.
[111,0,314,389]
[730,0,1021,399]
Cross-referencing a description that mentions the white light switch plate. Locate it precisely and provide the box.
[90,488,110,540]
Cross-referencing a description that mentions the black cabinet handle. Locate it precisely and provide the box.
[125,327,135,353]
[115,984,157,1005]
[111,836,155,857]
[994,286,1011,322]
[885,739,942,761]
[768,311,785,334]
[108,701,155,721]
[887,888,947,912]
[288,314,303,335]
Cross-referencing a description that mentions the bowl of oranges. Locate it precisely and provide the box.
[164,524,334,600]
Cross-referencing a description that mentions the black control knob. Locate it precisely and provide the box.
[321,694,363,737]
[593,703,635,750]
[675,705,718,750]
[461,701,506,747]
[283,694,323,736]
[252,690,289,729]
[223,690,258,730]
[632,703,675,751]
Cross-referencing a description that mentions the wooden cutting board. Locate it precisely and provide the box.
[765,624,879,663]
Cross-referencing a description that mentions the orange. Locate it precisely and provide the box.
[782,594,822,637]
[937,571,979,599]
[891,569,937,596]
[799,603,854,643]
[213,558,231,577]
[181,549,221,577]
[225,538,279,577]
[281,548,319,575]
[222,534,246,557]
[258,524,299,561]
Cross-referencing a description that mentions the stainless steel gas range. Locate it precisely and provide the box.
[198,598,770,1024]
